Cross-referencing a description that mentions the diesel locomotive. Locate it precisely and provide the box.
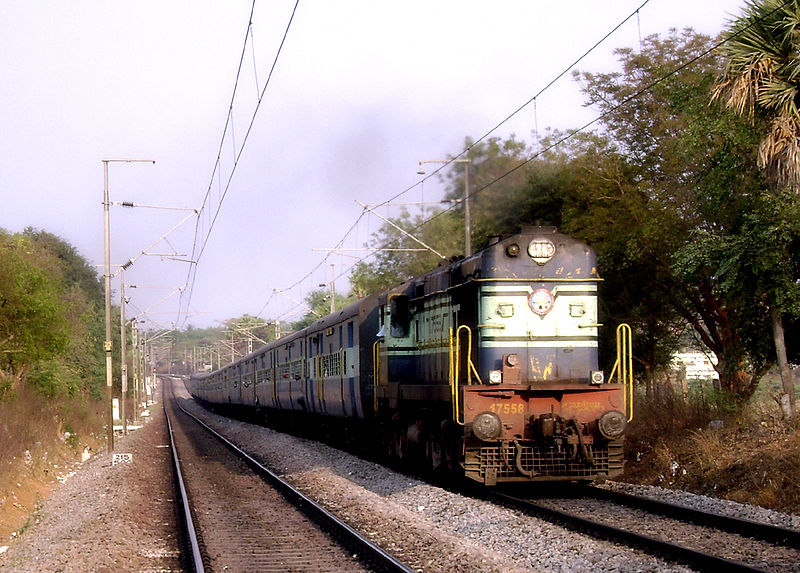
[187,226,633,484]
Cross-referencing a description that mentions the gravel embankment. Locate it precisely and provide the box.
[0,396,182,572]
[3,377,798,572]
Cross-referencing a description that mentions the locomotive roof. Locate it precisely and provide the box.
[384,225,598,301]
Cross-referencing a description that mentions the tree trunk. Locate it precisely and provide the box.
[772,307,794,421]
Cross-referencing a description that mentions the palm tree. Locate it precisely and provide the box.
[712,0,799,420]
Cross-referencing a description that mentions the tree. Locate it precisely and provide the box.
[225,314,276,347]
[350,136,534,296]
[0,231,70,386]
[526,132,690,386]
[290,289,357,331]
[24,228,106,397]
[559,29,773,396]
[0,228,106,399]
[24,227,103,305]
[349,208,463,296]
[441,135,534,250]
[712,0,800,418]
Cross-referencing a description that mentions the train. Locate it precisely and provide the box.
[187,226,633,485]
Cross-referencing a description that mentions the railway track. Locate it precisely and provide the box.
[488,486,800,572]
[163,379,414,573]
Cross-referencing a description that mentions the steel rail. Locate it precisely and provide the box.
[172,394,415,573]
[490,491,771,573]
[585,486,800,547]
[162,387,205,572]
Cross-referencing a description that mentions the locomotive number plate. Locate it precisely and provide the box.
[488,402,525,415]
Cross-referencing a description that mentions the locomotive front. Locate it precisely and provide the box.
[459,227,629,484]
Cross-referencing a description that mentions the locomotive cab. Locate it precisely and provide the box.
[456,227,630,484]
[370,226,631,484]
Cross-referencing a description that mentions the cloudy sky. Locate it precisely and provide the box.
[1,0,745,329]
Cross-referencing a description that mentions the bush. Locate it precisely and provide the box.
[27,359,82,399]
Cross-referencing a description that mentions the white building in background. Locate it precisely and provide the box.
[671,350,719,381]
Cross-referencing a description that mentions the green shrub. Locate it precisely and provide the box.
[27,359,82,399]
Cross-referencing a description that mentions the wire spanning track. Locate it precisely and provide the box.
[178,0,301,326]
[262,0,791,323]
[254,1,656,319]
[178,1,785,325]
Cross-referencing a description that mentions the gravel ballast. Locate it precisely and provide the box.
[0,397,182,572]
[2,377,798,572]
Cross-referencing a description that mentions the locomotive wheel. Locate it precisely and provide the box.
[426,434,444,472]
[382,417,406,463]
[393,430,408,460]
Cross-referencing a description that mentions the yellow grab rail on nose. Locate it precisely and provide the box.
[449,325,483,425]
[454,324,483,386]
[608,323,634,422]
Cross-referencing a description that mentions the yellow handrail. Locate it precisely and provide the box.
[372,340,381,414]
[455,324,483,386]
[609,323,634,422]
[449,325,483,425]
[448,327,461,423]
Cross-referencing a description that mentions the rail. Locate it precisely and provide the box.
[588,486,800,547]
[162,386,205,572]
[490,491,775,573]
[172,390,414,573]
[608,323,634,421]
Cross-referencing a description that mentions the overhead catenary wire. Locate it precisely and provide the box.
[253,0,655,319]
[178,0,301,327]
[178,0,257,325]
[371,0,653,213]
[256,0,790,322]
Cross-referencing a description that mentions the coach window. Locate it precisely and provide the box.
[347,321,354,347]
[390,295,410,338]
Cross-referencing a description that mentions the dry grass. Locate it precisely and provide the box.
[686,428,726,474]
[622,372,800,513]
[0,387,105,540]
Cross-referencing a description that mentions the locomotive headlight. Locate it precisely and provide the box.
[472,411,503,441]
[597,410,627,439]
[590,370,604,385]
[488,369,503,384]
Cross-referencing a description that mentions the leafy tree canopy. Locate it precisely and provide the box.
[0,228,105,400]
[291,290,358,331]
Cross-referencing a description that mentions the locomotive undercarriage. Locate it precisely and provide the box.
[380,402,625,485]
[465,438,624,485]
[382,409,463,475]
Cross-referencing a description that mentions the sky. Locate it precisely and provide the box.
[0,0,747,330]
